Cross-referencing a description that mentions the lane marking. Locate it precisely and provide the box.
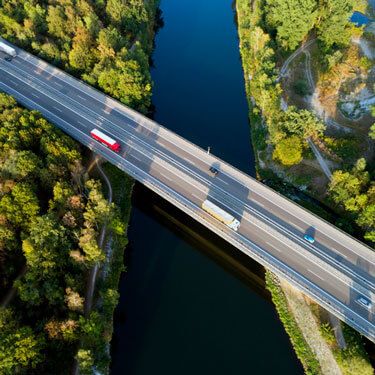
[292,223,304,232]
[183,157,195,165]
[160,172,172,181]
[216,177,229,185]
[77,120,88,128]
[130,154,142,163]
[77,94,87,101]
[52,106,62,113]
[266,241,281,252]
[31,93,39,99]
[191,193,201,200]
[255,201,265,208]
[308,269,325,282]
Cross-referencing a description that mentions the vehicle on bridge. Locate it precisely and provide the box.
[202,199,240,231]
[0,41,17,58]
[303,234,315,244]
[90,128,121,152]
[357,296,372,310]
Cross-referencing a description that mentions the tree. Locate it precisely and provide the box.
[264,0,318,50]
[369,124,375,140]
[1,150,40,180]
[0,182,39,228]
[97,27,124,58]
[317,0,355,49]
[281,107,326,139]
[16,215,70,305]
[69,27,96,71]
[273,136,303,166]
[76,349,94,375]
[0,309,44,373]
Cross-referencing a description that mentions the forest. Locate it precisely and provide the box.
[0,0,158,372]
[0,93,128,374]
[0,0,156,113]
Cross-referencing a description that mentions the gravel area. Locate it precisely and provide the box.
[280,279,343,375]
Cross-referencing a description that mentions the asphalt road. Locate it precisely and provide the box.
[1,40,375,341]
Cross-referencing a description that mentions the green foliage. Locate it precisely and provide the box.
[334,325,373,375]
[0,95,130,372]
[369,124,375,140]
[293,79,311,96]
[317,0,355,49]
[0,308,44,374]
[76,349,94,375]
[319,323,336,345]
[1,150,40,180]
[329,159,374,243]
[264,0,318,50]
[273,136,303,166]
[0,182,39,228]
[0,0,156,113]
[281,107,326,139]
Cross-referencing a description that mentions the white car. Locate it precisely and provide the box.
[357,296,372,309]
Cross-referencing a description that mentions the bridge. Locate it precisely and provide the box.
[0,39,374,342]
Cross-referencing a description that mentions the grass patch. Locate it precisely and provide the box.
[333,325,373,375]
[265,272,322,375]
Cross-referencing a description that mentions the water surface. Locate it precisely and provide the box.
[111,1,303,373]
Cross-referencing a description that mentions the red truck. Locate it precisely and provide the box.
[90,128,120,152]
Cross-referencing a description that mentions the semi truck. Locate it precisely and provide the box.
[0,42,17,57]
[90,128,121,152]
[202,199,240,231]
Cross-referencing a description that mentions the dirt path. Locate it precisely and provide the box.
[73,157,113,375]
[84,157,113,316]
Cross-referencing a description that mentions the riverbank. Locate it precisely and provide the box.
[86,2,160,372]
[236,0,373,373]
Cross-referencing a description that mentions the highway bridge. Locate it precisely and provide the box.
[1,39,374,342]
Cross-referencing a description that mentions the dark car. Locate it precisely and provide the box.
[209,166,219,176]
[4,56,12,62]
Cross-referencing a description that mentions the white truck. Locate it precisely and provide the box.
[202,199,240,231]
[0,41,17,57]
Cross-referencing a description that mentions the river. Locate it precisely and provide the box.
[111,0,303,373]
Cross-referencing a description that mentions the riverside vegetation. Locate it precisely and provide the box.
[0,0,158,373]
[237,0,373,374]
[0,93,126,373]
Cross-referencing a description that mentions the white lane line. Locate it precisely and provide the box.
[130,154,142,163]
[160,172,172,181]
[266,241,281,252]
[31,93,39,98]
[53,80,63,88]
[308,269,325,281]
[77,120,88,128]
[191,193,201,200]
[183,157,195,165]
[292,223,304,231]
[53,106,62,113]
[77,94,87,101]
[216,177,229,185]
[9,79,18,86]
